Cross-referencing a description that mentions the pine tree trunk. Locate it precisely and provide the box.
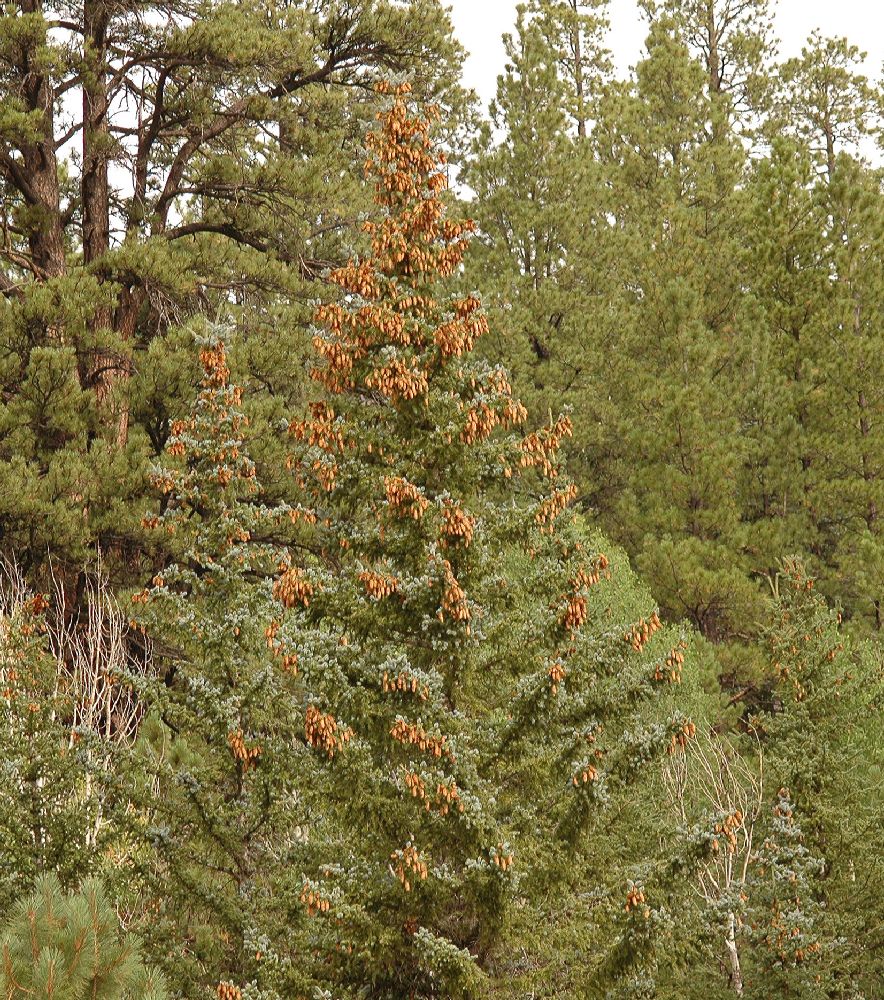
[706,0,722,94]
[18,0,66,283]
[570,0,586,138]
[83,0,130,446]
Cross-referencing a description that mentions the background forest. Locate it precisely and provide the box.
[0,1,882,998]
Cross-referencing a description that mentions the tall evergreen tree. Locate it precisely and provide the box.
[463,2,618,506]
[530,0,612,137]
[265,81,705,998]
[750,35,884,633]
[588,18,759,646]
[639,0,775,134]
[0,0,467,585]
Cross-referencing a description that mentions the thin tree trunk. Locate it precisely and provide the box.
[570,0,586,138]
[707,0,721,94]
[725,909,744,995]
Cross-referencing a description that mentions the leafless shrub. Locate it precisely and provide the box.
[46,557,153,746]
[1,555,154,846]
[663,726,765,995]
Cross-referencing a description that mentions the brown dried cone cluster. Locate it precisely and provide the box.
[520,415,573,478]
[366,357,429,402]
[624,612,662,653]
[289,401,346,454]
[560,554,611,634]
[440,502,475,547]
[200,342,245,420]
[535,483,579,532]
[391,844,428,892]
[0,663,17,701]
[402,769,464,816]
[382,669,430,700]
[548,659,567,696]
[227,730,262,771]
[459,377,526,446]
[288,401,346,492]
[264,620,298,674]
[439,560,470,627]
[273,566,315,608]
[492,845,514,871]
[200,344,230,386]
[300,881,332,917]
[710,810,744,855]
[403,768,427,801]
[390,717,453,761]
[625,884,650,918]
[359,569,400,600]
[572,763,598,786]
[654,640,688,682]
[434,779,462,816]
[216,983,241,1000]
[305,705,353,758]
[667,720,697,754]
[384,475,430,519]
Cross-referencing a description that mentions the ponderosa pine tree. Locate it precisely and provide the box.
[468,13,765,649]
[588,19,761,648]
[775,32,879,186]
[0,0,467,587]
[462,3,622,507]
[744,35,884,635]
[778,36,883,635]
[529,0,612,137]
[821,161,884,635]
[0,873,166,1000]
[736,139,826,602]
[639,0,775,135]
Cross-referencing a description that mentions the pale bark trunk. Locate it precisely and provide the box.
[725,910,744,995]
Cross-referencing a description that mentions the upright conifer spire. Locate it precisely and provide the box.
[271,83,695,998]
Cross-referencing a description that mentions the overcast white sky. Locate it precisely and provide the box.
[447,0,884,107]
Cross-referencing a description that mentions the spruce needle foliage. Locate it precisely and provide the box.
[128,333,313,999]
